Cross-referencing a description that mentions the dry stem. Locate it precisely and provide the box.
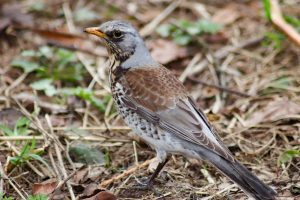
[99,158,156,188]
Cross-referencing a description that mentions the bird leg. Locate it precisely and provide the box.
[147,158,169,186]
[134,158,169,190]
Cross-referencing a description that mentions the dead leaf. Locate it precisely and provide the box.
[32,179,58,195]
[212,4,241,25]
[15,26,106,56]
[204,32,228,44]
[26,27,85,46]
[73,165,106,184]
[87,166,106,181]
[83,190,117,200]
[73,167,89,184]
[245,98,300,126]
[0,3,33,31]
[81,183,102,198]
[93,191,117,200]
[0,108,23,129]
[149,39,190,64]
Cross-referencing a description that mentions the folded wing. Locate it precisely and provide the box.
[119,65,234,161]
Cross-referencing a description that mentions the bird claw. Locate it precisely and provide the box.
[132,177,153,190]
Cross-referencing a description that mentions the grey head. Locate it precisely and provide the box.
[85,20,156,69]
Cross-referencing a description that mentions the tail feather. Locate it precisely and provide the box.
[197,150,276,200]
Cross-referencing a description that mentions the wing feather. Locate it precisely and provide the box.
[118,66,234,161]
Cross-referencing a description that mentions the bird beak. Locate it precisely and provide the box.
[84,27,107,38]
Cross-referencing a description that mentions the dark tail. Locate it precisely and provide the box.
[197,150,277,200]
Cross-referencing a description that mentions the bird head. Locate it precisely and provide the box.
[85,20,154,68]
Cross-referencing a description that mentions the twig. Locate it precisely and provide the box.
[46,114,76,200]
[62,1,110,93]
[179,53,202,82]
[53,142,76,200]
[180,2,210,19]
[270,0,300,47]
[65,140,76,171]
[188,36,264,76]
[206,54,223,114]
[49,170,77,200]
[53,126,131,131]
[49,149,61,180]
[200,184,236,200]
[200,168,215,184]
[0,135,100,141]
[82,102,90,128]
[0,162,4,195]
[4,73,28,98]
[7,179,26,200]
[154,192,172,200]
[78,54,111,92]
[187,76,251,97]
[13,97,64,150]
[133,141,138,166]
[238,132,276,155]
[140,0,183,37]
[12,93,68,113]
[2,159,29,199]
[99,158,156,188]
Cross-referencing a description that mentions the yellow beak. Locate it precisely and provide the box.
[84,27,107,38]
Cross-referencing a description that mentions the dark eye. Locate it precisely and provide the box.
[113,30,123,38]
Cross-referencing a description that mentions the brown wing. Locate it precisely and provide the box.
[119,65,234,161]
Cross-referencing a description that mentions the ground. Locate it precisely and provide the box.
[0,0,299,200]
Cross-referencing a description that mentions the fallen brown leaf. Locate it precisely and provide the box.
[245,98,300,126]
[212,3,241,25]
[81,183,102,198]
[25,27,85,46]
[93,191,117,200]
[32,179,58,195]
[87,166,106,182]
[149,39,190,64]
[204,32,228,44]
[83,190,117,200]
[14,26,107,57]
[73,167,89,184]
[73,166,106,184]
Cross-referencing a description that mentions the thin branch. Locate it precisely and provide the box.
[0,162,4,195]
[7,179,27,200]
[49,170,77,200]
[99,158,156,188]
[188,36,264,77]
[187,76,252,97]
[140,0,183,37]
[53,126,131,131]
[12,93,68,113]
[46,114,76,200]
[270,0,300,47]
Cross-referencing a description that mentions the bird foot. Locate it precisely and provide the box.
[132,177,153,191]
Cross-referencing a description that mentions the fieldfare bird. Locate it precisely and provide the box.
[85,20,276,200]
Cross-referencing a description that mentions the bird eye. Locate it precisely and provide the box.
[113,30,123,38]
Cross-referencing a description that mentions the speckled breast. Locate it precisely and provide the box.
[111,80,159,142]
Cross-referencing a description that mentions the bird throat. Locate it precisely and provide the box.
[108,55,128,85]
